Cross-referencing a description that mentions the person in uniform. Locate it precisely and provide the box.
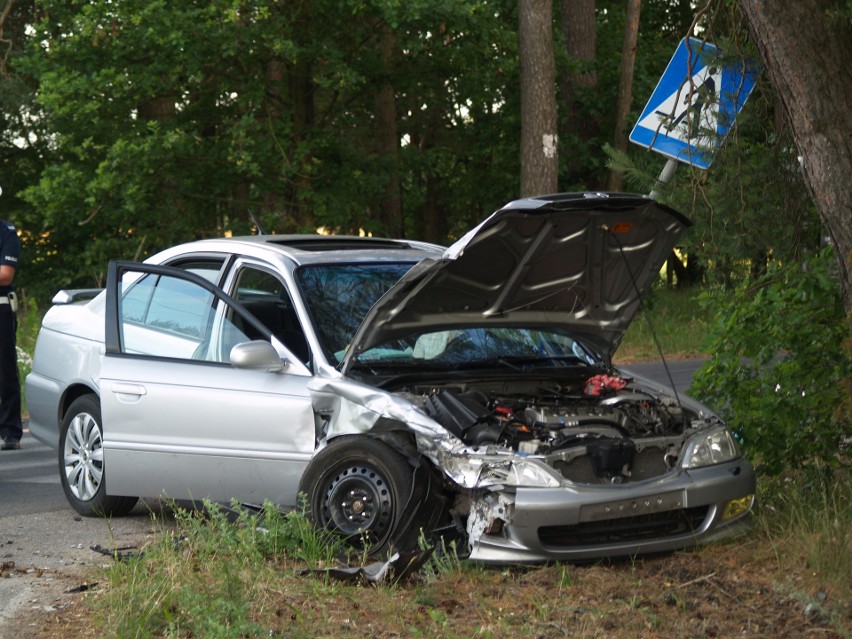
[0,217,21,450]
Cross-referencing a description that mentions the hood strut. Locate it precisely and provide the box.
[603,223,686,422]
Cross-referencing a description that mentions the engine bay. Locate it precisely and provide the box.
[417,374,686,447]
[408,373,697,483]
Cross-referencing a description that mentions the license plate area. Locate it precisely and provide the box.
[579,491,684,522]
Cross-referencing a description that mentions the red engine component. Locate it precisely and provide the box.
[584,374,628,397]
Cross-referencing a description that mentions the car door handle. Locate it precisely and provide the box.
[111,383,148,401]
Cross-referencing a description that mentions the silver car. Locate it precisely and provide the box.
[26,193,755,563]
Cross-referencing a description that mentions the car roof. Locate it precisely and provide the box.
[150,234,447,267]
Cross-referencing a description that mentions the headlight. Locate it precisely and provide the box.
[504,459,563,487]
[681,426,741,469]
[469,457,563,488]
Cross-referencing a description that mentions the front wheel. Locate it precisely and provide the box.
[299,437,427,556]
[58,394,138,517]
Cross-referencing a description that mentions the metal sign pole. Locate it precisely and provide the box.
[649,158,679,199]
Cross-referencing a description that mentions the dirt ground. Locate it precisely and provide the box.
[6,532,850,639]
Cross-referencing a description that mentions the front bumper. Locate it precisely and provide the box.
[468,458,755,563]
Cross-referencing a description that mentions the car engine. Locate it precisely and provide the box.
[419,373,696,484]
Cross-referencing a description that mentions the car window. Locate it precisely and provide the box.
[144,276,212,338]
[118,270,252,361]
[296,262,414,363]
[230,265,310,364]
[121,272,156,324]
[164,257,228,285]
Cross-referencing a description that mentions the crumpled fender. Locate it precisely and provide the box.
[307,375,516,490]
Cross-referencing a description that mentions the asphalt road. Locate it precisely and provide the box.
[0,421,163,553]
[0,358,705,636]
[0,426,166,638]
[618,357,707,397]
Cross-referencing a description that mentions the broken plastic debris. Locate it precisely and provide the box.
[299,547,434,585]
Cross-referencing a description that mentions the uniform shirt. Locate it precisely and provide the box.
[0,220,20,296]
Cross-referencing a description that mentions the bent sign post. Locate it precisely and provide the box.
[631,37,758,171]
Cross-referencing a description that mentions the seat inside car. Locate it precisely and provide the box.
[239,300,310,364]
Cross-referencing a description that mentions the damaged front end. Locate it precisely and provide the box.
[308,368,755,563]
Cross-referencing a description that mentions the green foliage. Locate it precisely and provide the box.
[97,500,344,638]
[7,0,525,303]
[663,113,821,282]
[690,249,851,475]
[15,297,41,415]
[0,0,837,323]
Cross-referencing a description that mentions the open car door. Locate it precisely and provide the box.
[99,261,315,506]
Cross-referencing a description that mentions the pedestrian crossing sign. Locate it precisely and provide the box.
[629,37,759,169]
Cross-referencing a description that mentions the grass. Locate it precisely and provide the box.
[93,501,348,638]
[56,477,847,639]
[755,466,851,615]
[615,285,711,363]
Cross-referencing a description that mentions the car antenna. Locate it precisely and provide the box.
[248,208,268,235]
[602,223,686,420]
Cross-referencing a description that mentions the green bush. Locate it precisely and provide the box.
[690,249,851,476]
[17,297,42,416]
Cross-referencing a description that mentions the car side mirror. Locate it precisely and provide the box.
[229,340,287,373]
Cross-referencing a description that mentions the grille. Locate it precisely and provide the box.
[538,506,709,547]
[630,448,670,479]
[551,447,670,483]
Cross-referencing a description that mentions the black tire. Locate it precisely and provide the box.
[58,394,139,517]
[299,437,427,556]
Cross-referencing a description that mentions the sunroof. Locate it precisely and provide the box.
[267,237,414,252]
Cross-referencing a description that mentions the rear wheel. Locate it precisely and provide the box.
[299,437,428,556]
[58,394,138,517]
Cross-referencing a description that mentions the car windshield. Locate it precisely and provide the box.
[296,262,415,363]
[352,327,600,370]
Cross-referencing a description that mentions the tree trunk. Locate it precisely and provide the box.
[519,0,559,198]
[607,0,641,192]
[559,0,598,188]
[422,173,446,244]
[288,55,315,232]
[261,57,284,232]
[374,25,402,237]
[738,0,852,310]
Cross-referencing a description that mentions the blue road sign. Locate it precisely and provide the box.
[630,37,758,169]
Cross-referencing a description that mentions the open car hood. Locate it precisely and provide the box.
[342,193,690,371]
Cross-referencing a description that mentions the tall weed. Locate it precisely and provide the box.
[419,533,463,583]
[756,467,851,618]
